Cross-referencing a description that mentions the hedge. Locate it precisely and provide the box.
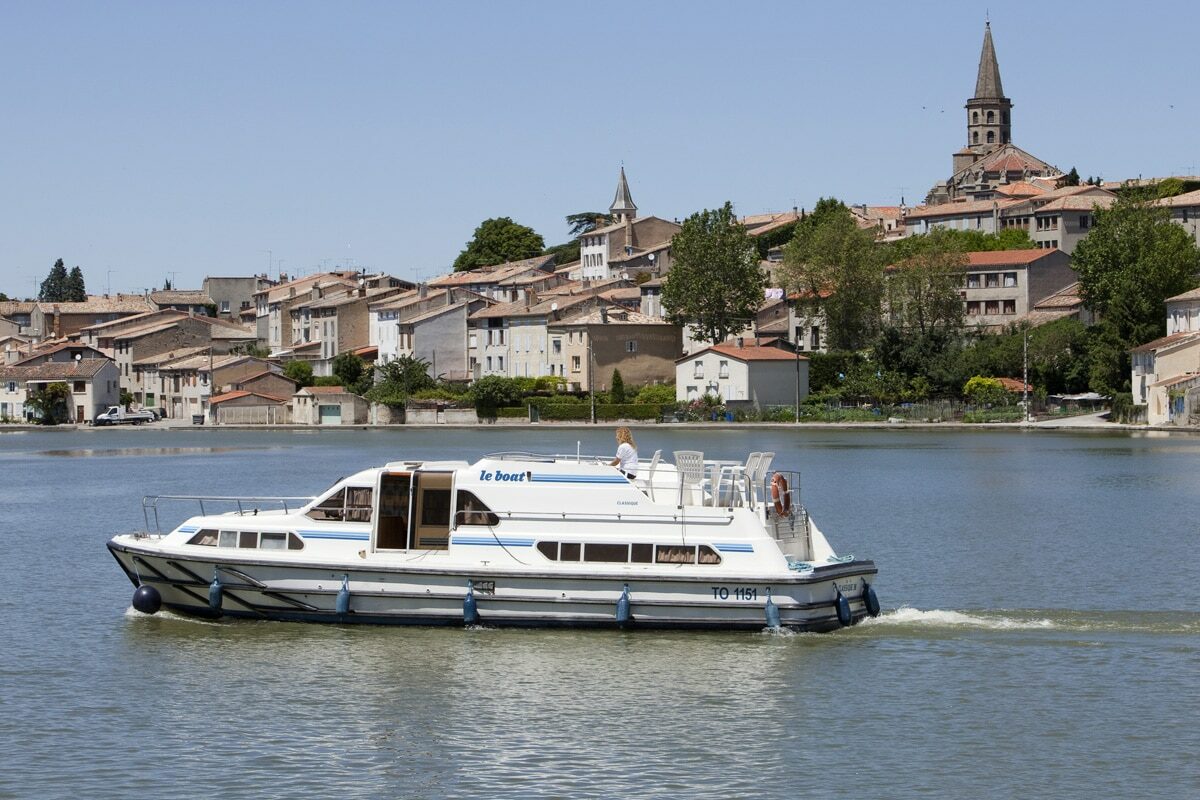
[494,406,529,419]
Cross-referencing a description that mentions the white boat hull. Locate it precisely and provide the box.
[109,539,878,632]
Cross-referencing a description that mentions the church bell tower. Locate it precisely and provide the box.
[965,22,1011,154]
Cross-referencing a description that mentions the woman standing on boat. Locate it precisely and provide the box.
[609,426,638,480]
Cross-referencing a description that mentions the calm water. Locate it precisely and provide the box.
[0,426,1196,799]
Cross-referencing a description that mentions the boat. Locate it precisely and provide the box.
[107,450,881,631]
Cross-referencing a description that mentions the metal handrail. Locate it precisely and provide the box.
[142,494,316,532]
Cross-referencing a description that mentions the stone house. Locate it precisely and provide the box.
[549,306,682,393]
[428,255,558,303]
[293,385,369,425]
[676,340,808,408]
[468,291,607,379]
[203,275,275,321]
[30,295,155,340]
[0,302,36,336]
[111,316,217,409]
[1130,287,1200,421]
[958,249,1075,330]
[0,359,120,423]
[285,283,406,376]
[149,290,213,315]
[254,272,359,353]
[1156,189,1200,247]
[578,168,681,281]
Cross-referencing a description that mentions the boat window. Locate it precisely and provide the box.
[288,532,304,550]
[560,542,581,561]
[631,543,653,563]
[537,541,558,560]
[260,531,287,550]
[239,531,258,548]
[188,529,218,546]
[585,543,629,563]
[456,491,499,526]
[420,489,452,526]
[698,545,721,564]
[306,487,374,523]
[656,545,696,564]
[218,530,238,548]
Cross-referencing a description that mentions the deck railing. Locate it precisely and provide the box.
[141,494,316,532]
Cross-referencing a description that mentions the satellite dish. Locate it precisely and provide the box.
[75,353,82,361]
[647,253,656,262]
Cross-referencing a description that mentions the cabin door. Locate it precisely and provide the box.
[373,472,411,551]
[411,471,453,550]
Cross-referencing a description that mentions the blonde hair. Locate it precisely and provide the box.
[615,427,635,447]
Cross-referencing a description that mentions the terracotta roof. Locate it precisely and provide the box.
[36,295,154,314]
[1129,331,1200,354]
[996,377,1031,393]
[133,346,212,367]
[1156,189,1200,208]
[598,287,641,302]
[11,342,106,364]
[582,215,680,238]
[1149,373,1200,389]
[352,345,378,358]
[904,198,1019,220]
[1034,195,1117,213]
[428,255,556,287]
[965,249,1056,266]
[150,290,213,305]
[1166,287,1200,302]
[992,181,1047,198]
[0,358,113,381]
[1033,282,1084,310]
[255,273,357,303]
[679,341,805,363]
[551,306,665,326]
[210,389,288,405]
[469,291,596,321]
[0,301,35,316]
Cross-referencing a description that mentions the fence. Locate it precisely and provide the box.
[215,405,293,425]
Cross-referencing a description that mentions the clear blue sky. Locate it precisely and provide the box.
[3,1,1197,296]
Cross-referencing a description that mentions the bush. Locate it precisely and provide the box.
[284,360,314,388]
[470,375,524,411]
[963,376,1010,406]
[610,369,626,403]
[494,406,529,418]
[539,404,592,421]
[597,403,659,421]
[313,376,344,387]
[634,383,676,404]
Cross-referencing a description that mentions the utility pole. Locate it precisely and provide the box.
[588,333,596,424]
[1022,325,1030,423]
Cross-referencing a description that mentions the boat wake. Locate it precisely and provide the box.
[857,606,1200,635]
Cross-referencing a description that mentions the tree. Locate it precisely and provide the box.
[883,228,968,338]
[1073,193,1200,346]
[65,266,86,301]
[162,277,173,290]
[661,202,765,345]
[780,199,883,351]
[453,217,545,272]
[469,375,524,412]
[963,376,1011,406]
[38,259,70,302]
[0,292,8,302]
[371,355,435,397]
[331,353,373,395]
[566,212,613,238]
[1065,167,1081,187]
[283,360,314,388]
[610,369,626,403]
[25,382,71,424]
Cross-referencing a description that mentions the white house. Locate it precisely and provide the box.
[676,340,808,408]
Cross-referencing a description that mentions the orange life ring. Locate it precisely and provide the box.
[771,473,791,516]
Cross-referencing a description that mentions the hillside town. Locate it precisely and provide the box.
[4,23,1200,429]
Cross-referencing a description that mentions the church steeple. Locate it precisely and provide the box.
[609,166,637,224]
[963,21,1012,157]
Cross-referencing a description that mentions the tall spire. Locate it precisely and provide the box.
[974,22,1004,99]
[609,166,637,223]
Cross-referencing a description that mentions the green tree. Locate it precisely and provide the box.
[609,369,626,403]
[661,201,765,345]
[453,217,546,272]
[0,292,8,301]
[38,259,70,302]
[780,199,883,351]
[26,382,71,424]
[566,212,613,238]
[1073,193,1200,347]
[634,383,676,404]
[65,266,87,301]
[887,227,1035,259]
[542,240,580,266]
[963,376,1010,406]
[1065,167,1081,187]
[883,228,968,337]
[366,354,435,405]
[332,353,373,395]
[469,375,524,412]
[283,360,314,388]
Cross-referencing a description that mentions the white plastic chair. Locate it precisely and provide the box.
[729,452,763,505]
[672,450,705,506]
[749,451,775,505]
[640,449,662,501]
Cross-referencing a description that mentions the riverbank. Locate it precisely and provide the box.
[2,411,1194,434]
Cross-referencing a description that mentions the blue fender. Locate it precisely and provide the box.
[208,570,223,611]
[615,584,631,626]
[132,584,161,615]
[336,574,351,616]
[863,582,881,617]
[764,589,781,629]
[463,580,480,625]
[834,588,851,627]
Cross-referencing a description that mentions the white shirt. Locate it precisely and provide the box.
[616,442,638,476]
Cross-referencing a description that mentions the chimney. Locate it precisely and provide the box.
[418,283,428,299]
[736,336,744,348]
[288,286,296,298]
[600,306,608,324]
[279,272,287,283]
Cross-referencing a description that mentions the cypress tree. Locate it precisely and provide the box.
[66,266,87,301]
[39,259,70,302]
